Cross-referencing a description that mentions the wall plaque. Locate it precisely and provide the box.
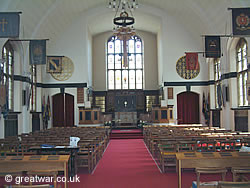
[77,88,84,104]
[168,88,173,99]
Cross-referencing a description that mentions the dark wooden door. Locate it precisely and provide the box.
[52,93,64,127]
[65,93,74,127]
[177,92,200,124]
[52,93,74,127]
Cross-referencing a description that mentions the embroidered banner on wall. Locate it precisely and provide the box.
[205,36,221,58]
[29,40,46,65]
[47,56,62,73]
[186,53,199,70]
[232,8,250,35]
[0,12,20,38]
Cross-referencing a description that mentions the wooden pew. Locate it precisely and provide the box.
[176,152,250,188]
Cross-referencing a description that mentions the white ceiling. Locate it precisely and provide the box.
[0,0,250,40]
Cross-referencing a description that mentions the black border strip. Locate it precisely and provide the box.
[14,75,31,83]
[164,81,214,86]
[14,75,87,88]
[36,83,87,88]
[164,72,237,87]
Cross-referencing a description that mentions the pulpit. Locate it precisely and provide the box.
[151,106,174,123]
[79,107,101,124]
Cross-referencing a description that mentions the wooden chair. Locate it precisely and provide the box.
[217,181,250,187]
[27,170,58,188]
[195,167,227,188]
[231,167,250,182]
[158,142,178,172]
[76,144,93,173]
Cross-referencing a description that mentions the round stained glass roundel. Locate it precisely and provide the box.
[176,56,200,79]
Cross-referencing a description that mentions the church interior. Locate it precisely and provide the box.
[0,0,250,187]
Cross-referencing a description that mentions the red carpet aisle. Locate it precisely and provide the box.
[71,139,191,188]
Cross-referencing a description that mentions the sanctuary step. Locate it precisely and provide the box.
[112,122,138,130]
[113,125,138,130]
[110,129,143,139]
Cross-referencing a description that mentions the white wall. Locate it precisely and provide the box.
[44,15,89,84]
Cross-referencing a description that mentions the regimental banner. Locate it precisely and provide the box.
[29,40,46,65]
[0,12,20,38]
[186,53,199,70]
[205,36,221,58]
[232,8,250,36]
[47,56,62,73]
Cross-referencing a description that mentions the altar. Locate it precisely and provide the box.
[115,112,137,126]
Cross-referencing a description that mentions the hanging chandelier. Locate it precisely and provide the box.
[108,0,139,67]
[108,0,138,35]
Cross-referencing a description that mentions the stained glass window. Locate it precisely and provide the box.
[1,42,14,111]
[107,35,143,90]
[236,38,248,106]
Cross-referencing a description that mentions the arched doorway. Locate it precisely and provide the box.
[52,93,74,127]
[177,91,200,124]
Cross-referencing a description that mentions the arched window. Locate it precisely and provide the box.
[236,38,248,106]
[107,35,143,90]
[1,42,14,111]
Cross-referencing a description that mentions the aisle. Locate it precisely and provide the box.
[70,139,234,188]
[73,139,180,188]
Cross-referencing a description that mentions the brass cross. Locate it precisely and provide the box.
[0,18,8,32]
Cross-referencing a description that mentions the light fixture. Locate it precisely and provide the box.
[108,0,139,12]
[108,0,139,67]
